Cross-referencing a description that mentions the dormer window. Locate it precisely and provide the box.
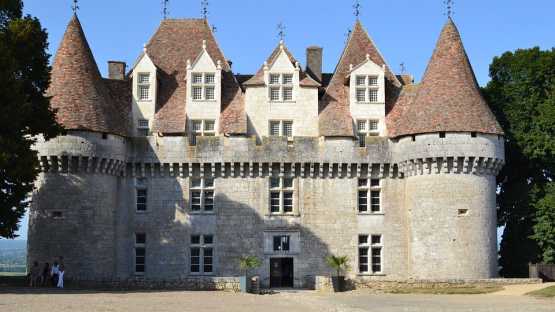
[190,119,215,145]
[357,119,379,146]
[191,72,216,101]
[269,73,294,102]
[138,73,151,101]
[138,119,150,136]
[269,120,293,138]
[355,75,379,103]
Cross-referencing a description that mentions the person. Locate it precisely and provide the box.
[56,264,65,289]
[51,261,59,287]
[41,262,50,286]
[29,261,40,287]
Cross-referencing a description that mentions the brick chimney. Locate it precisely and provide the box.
[306,46,323,82]
[108,61,126,80]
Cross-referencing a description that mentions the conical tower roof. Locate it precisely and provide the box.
[319,20,401,137]
[48,15,127,136]
[388,18,503,138]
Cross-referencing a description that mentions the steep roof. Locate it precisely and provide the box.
[48,15,128,136]
[242,42,320,87]
[145,19,246,134]
[388,18,503,138]
[319,20,401,137]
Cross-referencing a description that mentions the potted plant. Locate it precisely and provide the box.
[325,255,349,292]
[238,255,262,293]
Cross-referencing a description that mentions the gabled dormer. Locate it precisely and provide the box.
[131,47,158,136]
[264,41,300,103]
[186,40,222,143]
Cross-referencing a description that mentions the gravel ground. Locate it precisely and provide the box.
[0,288,553,312]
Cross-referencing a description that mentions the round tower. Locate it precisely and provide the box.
[389,18,505,279]
[27,15,129,281]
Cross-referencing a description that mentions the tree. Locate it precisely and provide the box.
[325,255,349,277]
[238,255,262,276]
[482,47,555,276]
[0,0,62,239]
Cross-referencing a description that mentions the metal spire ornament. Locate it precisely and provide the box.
[71,0,79,14]
[345,28,352,44]
[162,0,170,19]
[201,0,209,19]
[277,22,286,41]
[443,0,454,18]
[400,62,407,74]
[353,0,361,19]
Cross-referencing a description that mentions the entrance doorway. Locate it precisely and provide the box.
[270,257,294,288]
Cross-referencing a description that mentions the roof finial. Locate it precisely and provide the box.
[345,28,352,44]
[443,0,454,18]
[71,0,79,14]
[162,0,170,20]
[201,0,209,19]
[277,22,286,42]
[353,0,361,19]
[211,25,217,33]
[400,62,407,74]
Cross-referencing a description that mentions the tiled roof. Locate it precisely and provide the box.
[388,18,503,138]
[242,42,320,88]
[145,19,245,135]
[48,15,129,136]
[319,20,402,137]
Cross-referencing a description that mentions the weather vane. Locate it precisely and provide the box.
[277,22,286,41]
[162,0,169,20]
[444,0,454,18]
[353,0,361,18]
[212,25,217,33]
[400,62,407,74]
[71,0,79,14]
[201,0,209,19]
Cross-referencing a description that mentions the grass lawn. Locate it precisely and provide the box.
[387,285,503,295]
[526,285,555,298]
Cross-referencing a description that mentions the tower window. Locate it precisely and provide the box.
[190,177,215,213]
[269,177,294,214]
[137,73,151,101]
[358,234,383,274]
[358,178,382,213]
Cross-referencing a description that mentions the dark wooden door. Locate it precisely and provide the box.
[270,258,294,288]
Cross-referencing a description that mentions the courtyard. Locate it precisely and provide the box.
[0,285,553,312]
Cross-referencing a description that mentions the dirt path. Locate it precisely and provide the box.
[488,282,555,296]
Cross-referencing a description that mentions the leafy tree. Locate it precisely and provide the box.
[483,47,555,276]
[238,255,262,276]
[325,255,349,277]
[0,0,62,238]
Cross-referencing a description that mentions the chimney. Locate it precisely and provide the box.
[306,46,323,82]
[108,61,126,80]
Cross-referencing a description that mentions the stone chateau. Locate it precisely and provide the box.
[28,12,505,289]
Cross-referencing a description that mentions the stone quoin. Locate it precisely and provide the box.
[27,13,504,289]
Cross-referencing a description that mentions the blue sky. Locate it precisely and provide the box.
[12,0,554,240]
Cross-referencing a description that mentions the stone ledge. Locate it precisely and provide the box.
[69,277,241,292]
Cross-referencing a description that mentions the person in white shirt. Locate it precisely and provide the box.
[51,261,59,287]
[57,265,65,289]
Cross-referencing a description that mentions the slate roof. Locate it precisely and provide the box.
[319,20,402,137]
[242,42,320,88]
[48,15,129,136]
[387,18,503,138]
[144,19,245,135]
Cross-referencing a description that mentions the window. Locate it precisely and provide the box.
[137,73,151,101]
[354,75,379,103]
[358,234,382,274]
[191,72,216,101]
[273,235,290,251]
[137,119,149,136]
[269,177,294,214]
[189,119,216,145]
[356,119,380,146]
[51,211,63,219]
[190,177,215,213]
[136,178,147,212]
[268,120,293,138]
[268,73,294,101]
[358,178,381,213]
[135,233,146,274]
[190,234,214,274]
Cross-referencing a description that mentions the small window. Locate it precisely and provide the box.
[270,87,281,101]
[357,119,380,146]
[282,87,293,101]
[269,121,281,136]
[369,120,378,131]
[192,73,203,84]
[192,86,203,100]
[137,119,149,136]
[356,76,366,86]
[358,178,382,214]
[356,88,366,102]
[273,235,290,251]
[269,120,293,138]
[204,86,215,100]
[354,75,380,103]
[269,177,295,215]
[136,189,147,212]
[190,120,216,145]
[135,233,146,274]
[282,74,293,85]
[204,73,215,84]
[268,73,294,101]
[471,132,477,138]
[269,74,281,85]
[138,73,150,84]
[439,132,446,138]
[458,209,469,216]
[136,233,146,245]
[368,89,378,103]
[190,177,215,213]
[368,76,378,86]
[282,121,293,137]
[139,85,150,100]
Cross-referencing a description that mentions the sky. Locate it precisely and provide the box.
[12,0,554,240]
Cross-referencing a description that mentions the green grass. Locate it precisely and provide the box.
[387,285,503,295]
[526,285,555,298]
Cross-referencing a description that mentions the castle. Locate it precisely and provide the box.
[27,11,505,289]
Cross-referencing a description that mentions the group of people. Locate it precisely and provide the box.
[28,260,65,288]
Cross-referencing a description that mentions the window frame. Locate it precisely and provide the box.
[190,177,215,213]
[190,234,214,275]
[357,178,382,214]
[269,177,295,215]
[268,73,295,102]
[189,119,216,145]
[136,178,147,212]
[137,72,151,101]
[191,72,217,101]
[356,119,380,146]
[135,233,146,275]
[354,75,379,104]
[268,120,294,139]
[358,234,383,275]
[137,119,150,137]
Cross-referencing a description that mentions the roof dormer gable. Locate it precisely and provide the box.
[347,54,386,105]
[188,40,221,72]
